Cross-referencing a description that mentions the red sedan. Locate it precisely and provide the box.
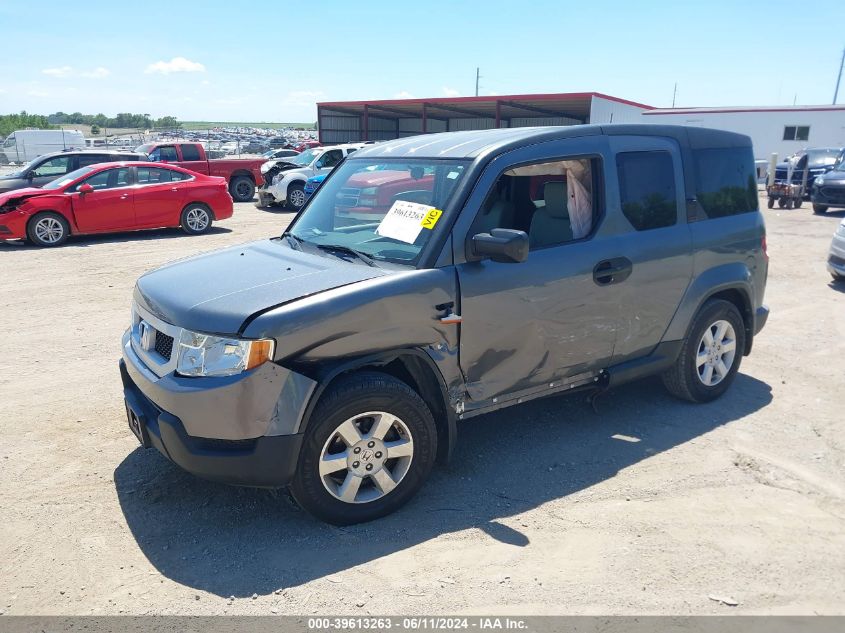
[0,162,233,247]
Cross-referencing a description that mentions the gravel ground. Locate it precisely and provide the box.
[0,191,843,616]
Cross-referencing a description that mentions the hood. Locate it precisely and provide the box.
[0,187,52,207]
[134,238,390,334]
[819,169,845,183]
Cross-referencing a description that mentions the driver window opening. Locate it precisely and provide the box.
[471,157,600,250]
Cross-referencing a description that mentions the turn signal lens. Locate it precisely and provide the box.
[246,339,275,370]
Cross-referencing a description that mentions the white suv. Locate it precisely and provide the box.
[257,143,365,209]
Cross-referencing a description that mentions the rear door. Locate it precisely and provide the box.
[178,143,209,174]
[133,166,190,228]
[605,136,693,362]
[68,167,135,232]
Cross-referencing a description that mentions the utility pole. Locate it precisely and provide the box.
[672,82,677,108]
[475,67,480,97]
[834,46,845,105]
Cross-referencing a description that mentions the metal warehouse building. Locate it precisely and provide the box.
[641,105,845,160]
[317,92,652,143]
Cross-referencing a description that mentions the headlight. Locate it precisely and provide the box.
[175,329,275,377]
[815,176,824,186]
[260,161,272,174]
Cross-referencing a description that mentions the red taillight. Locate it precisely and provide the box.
[761,235,768,260]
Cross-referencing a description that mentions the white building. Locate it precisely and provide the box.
[641,105,845,160]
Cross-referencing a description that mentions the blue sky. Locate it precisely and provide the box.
[1,0,843,122]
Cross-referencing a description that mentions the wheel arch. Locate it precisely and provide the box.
[294,349,456,464]
[686,286,753,355]
[229,169,255,182]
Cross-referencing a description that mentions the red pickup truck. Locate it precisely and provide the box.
[136,142,265,202]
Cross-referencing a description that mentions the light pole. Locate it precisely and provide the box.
[834,46,845,105]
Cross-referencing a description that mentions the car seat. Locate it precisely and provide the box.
[529,181,573,248]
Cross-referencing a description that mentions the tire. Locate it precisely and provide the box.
[793,197,803,209]
[778,198,787,208]
[813,203,828,214]
[180,204,213,235]
[229,176,255,202]
[290,371,437,525]
[662,299,746,403]
[287,183,306,210]
[784,198,794,210]
[27,212,69,247]
[767,197,775,209]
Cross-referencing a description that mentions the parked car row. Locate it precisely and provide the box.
[767,147,845,210]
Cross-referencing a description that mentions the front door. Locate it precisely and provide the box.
[452,136,621,403]
[68,167,134,232]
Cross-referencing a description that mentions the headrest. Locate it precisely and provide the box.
[544,181,568,218]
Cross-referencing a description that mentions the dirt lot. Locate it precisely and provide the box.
[0,192,843,616]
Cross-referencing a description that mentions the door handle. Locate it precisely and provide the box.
[593,257,633,286]
[120,194,129,199]
[171,187,178,192]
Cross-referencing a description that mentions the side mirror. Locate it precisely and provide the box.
[25,171,34,180]
[471,228,529,263]
[78,183,94,195]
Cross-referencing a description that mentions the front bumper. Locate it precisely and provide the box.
[812,184,845,208]
[828,233,845,277]
[0,210,29,240]
[754,305,770,335]
[120,330,316,487]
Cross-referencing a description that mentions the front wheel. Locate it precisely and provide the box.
[27,212,69,247]
[813,203,828,214]
[793,197,803,209]
[180,204,213,235]
[290,372,437,525]
[662,299,746,403]
[229,176,255,202]
[287,183,306,210]
[767,197,775,209]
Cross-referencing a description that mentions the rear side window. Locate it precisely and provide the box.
[180,144,202,161]
[77,154,109,168]
[616,151,677,231]
[137,167,175,184]
[693,147,758,218]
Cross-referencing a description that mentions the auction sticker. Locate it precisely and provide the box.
[376,200,440,243]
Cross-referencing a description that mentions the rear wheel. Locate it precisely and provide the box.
[287,183,307,210]
[793,197,803,209]
[229,176,255,202]
[180,204,213,235]
[778,198,787,208]
[767,197,775,209]
[785,198,794,210]
[662,299,746,403]
[290,372,437,525]
[27,212,69,247]
[813,203,828,214]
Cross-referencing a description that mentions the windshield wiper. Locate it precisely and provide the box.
[315,244,377,267]
[283,233,306,250]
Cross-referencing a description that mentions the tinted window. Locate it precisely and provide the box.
[137,167,175,184]
[318,150,343,168]
[783,126,810,141]
[149,146,178,161]
[77,154,111,168]
[180,144,202,161]
[616,151,677,231]
[32,156,72,178]
[693,148,758,218]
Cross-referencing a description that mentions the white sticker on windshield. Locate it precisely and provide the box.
[376,200,435,244]
[447,171,460,179]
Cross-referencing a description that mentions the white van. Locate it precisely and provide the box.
[1,129,85,164]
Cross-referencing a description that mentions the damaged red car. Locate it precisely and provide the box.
[0,162,233,247]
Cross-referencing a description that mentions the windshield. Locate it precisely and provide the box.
[289,148,320,166]
[288,158,469,265]
[42,166,96,190]
[4,156,44,178]
[135,143,154,154]
[807,149,842,167]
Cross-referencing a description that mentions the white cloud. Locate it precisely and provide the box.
[144,57,206,75]
[42,66,73,77]
[27,89,49,97]
[442,86,460,98]
[394,90,415,99]
[81,67,110,79]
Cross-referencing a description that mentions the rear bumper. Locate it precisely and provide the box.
[120,359,303,487]
[754,305,769,335]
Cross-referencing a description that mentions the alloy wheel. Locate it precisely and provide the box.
[318,411,414,504]
[696,319,737,386]
[185,208,209,231]
[34,217,64,244]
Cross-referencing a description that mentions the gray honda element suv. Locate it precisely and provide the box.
[120,125,769,524]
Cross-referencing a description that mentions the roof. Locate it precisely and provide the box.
[645,104,845,115]
[350,124,752,160]
[319,92,654,122]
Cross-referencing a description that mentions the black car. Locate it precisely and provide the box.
[773,148,844,199]
[811,152,845,213]
[0,150,146,193]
